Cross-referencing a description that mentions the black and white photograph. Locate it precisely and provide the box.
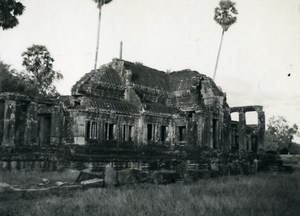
[0,0,300,215]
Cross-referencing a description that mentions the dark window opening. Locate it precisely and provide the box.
[105,123,115,140]
[147,124,153,141]
[85,121,98,140]
[213,119,218,149]
[128,126,133,141]
[251,136,258,152]
[178,126,186,142]
[122,125,133,142]
[91,122,98,139]
[161,125,166,142]
[122,125,126,142]
[235,135,239,150]
[85,121,90,139]
[38,114,51,146]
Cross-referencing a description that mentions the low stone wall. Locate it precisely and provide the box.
[0,159,60,172]
[0,157,151,172]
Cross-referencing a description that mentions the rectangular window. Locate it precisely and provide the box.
[122,125,134,142]
[178,126,186,142]
[85,120,98,140]
[128,125,133,141]
[160,125,166,142]
[147,124,157,141]
[105,123,115,140]
[122,125,126,142]
[85,121,91,139]
[91,122,98,139]
[147,124,153,141]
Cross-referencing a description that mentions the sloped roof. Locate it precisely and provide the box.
[123,61,170,91]
[78,97,138,114]
[71,59,225,114]
[71,66,124,96]
[169,70,204,91]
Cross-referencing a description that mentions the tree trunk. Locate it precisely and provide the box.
[213,29,225,81]
[94,2,103,71]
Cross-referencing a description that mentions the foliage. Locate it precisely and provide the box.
[0,0,25,30]
[22,45,63,97]
[1,172,300,216]
[289,142,300,155]
[214,0,238,32]
[92,0,113,8]
[0,60,39,96]
[266,116,300,150]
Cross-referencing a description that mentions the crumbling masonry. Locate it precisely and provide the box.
[0,59,265,153]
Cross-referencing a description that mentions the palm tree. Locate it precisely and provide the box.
[213,0,238,80]
[0,0,25,30]
[92,0,113,71]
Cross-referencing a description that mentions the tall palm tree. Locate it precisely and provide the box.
[213,0,238,80]
[92,0,113,71]
[0,0,25,30]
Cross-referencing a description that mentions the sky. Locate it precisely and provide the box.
[0,0,300,141]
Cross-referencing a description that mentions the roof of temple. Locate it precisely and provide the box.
[77,97,138,114]
[71,66,125,97]
[122,61,171,91]
[70,59,225,113]
[169,70,204,91]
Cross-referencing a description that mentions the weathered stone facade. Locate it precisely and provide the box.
[0,93,61,148]
[230,106,265,152]
[0,59,265,153]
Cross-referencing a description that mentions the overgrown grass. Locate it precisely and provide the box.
[1,171,300,216]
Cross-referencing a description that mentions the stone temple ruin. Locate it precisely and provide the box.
[0,59,265,157]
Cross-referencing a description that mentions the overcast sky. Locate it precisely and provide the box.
[0,0,300,141]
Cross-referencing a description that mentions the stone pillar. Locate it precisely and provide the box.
[238,111,246,150]
[2,100,16,147]
[51,107,62,145]
[0,101,5,144]
[24,102,38,146]
[169,119,175,147]
[257,111,265,150]
[137,115,145,145]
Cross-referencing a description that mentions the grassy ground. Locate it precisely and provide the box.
[1,171,300,216]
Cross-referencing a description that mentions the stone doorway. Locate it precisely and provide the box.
[38,114,51,146]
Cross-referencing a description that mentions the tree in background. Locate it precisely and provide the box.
[92,0,113,71]
[213,0,238,80]
[0,60,39,96]
[265,116,300,152]
[22,45,63,97]
[0,0,25,30]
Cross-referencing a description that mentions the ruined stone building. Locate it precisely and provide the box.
[0,59,265,153]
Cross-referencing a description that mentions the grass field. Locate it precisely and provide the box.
[1,170,300,216]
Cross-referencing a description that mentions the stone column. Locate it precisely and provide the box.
[2,100,16,147]
[137,115,145,145]
[257,111,265,150]
[238,111,246,150]
[24,102,38,146]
